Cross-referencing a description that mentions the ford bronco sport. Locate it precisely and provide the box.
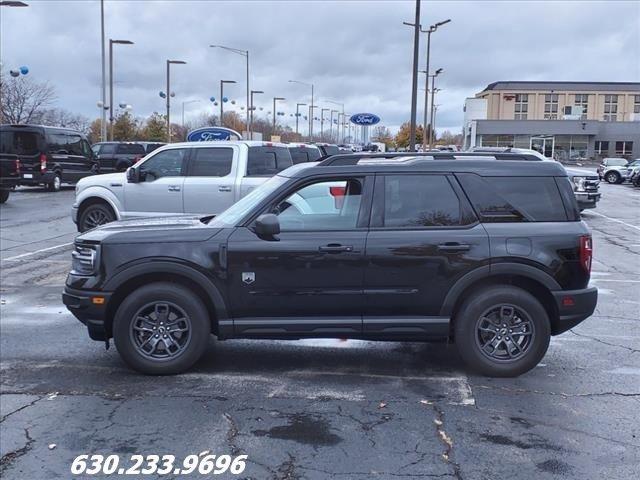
[63,155,597,377]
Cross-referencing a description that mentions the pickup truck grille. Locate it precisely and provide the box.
[584,176,599,192]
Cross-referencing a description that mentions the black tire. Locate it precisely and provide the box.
[47,172,62,192]
[454,285,550,377]
[0,189,9,204]
[113,282,211,375]
[605,171,621,184]
[78,202,115,232]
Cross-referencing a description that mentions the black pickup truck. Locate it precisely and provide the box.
[0,156,21,203]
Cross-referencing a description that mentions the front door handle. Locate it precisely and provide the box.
[437,243,471,253]
[218,185,232,192]
[319,244,353,253]
[168,185,181,192]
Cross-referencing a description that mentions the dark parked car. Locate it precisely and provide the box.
[0,124,98,191]
[286,143,322,164]
[63,156,597,377]
[91,142,147,173]
[136,142,166,155]
[0,156,20,203]
[315,143,341,157]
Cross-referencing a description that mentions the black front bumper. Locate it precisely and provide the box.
[551,287,598,335]
[62,287,113,341]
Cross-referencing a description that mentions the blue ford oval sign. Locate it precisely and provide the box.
[186,127,242,142]
[350,113,380,126]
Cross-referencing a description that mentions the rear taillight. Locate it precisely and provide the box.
[15,159,20,174]
[329,186,346,209]
[39,153,47,173]
[580,235,592,273]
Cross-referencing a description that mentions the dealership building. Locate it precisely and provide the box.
[462,81,640,160]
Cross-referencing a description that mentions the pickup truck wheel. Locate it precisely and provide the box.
[47,173,62,192]
[605,171,621,184]
[454,285,550,377]
[113,282,210,375]
[79,203,115,232]
[0,189,9,204]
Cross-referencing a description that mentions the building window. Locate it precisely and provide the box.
[603,95,618,122]
[544,94,559,120]
[634,95,640,114]
[514,94,528,120]
[595,141,609,154]
[574,94,588,119]
[615,141,633,157]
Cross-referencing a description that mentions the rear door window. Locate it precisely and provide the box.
[0,131,41,155]
[99,144,116,155]
[290,148,310,165]
[189,148,233,177]
[247,146,293,176]
[116,144,146,155]
[456,174,567,222]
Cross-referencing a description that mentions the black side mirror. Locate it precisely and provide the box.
[126,167,139,183]
[254,214,280,238]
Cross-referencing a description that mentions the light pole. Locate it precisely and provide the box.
[433,103,441,144]
[421,19,450,151]
[210,45,249,135]
[109,39,133,141]
[289,80,314,140]
[166,59,186,142]
[272,97,285,133]
[295,103,306,136]
[100,0,106,142]
[182,100,200,127]
[220,80,236,127]
[403,0,421,151]
[250,90,263,140]
[325,100,344,143]
[320,108,330,140]
[329,110,339,142]
[429,68,443,147]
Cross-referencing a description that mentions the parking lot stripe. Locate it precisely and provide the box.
[2,242,73,262]
[587,211,640,232]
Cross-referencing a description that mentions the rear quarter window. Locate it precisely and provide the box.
[456,173,568,222]
[0,130,42,155]
[247,146,293,176]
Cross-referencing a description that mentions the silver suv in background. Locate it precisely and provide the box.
[597,157,632,184]
[72,141,293,232]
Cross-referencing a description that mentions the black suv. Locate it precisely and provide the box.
[0,124,98,191]
[63,155,597,377]
[91,142,147,173]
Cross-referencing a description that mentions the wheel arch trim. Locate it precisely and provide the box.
[77,188,122,221]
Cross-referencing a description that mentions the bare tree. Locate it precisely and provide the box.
[36,108,90,133]
[0,74,57,124]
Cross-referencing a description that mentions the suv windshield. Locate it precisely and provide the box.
[0,130,41,155]
[209,175,289,227]
[606,159,628,166]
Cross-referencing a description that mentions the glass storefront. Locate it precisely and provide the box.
[479,134,589,160]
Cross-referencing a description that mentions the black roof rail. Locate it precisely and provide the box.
[317,151,542,166]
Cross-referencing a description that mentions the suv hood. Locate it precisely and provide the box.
[78,215,221,244]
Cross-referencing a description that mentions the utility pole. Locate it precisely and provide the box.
[220,80,236,127]
[109,39,133,141]
[100,0,107,142]
[250,90,263,140]
[321,108,330,140]
[403,0,421,152]
[166,59,187,142]
[272,97,285,133]
[429,68,443,147]
[295,103,306,136]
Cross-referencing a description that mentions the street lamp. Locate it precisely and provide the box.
[329,110,339,142]
[220,80,236,127]
[295,103,306,136]
[289,80,314,140]
[325,100,344,143]
[402,0,422,151]
[182,99,200,127]
[420,18,450,150]
[320,108,330,139]
[210,45,249,136]
[250,90,263,140]
[166,59,186,142]
[429,68,443,147]
[109,39,133,141]
[272,97,285,132]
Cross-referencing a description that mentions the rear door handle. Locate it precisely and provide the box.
[319,244,353,253]
[437,243,471,252]
[168,185,181,192]
[218,186,232,192]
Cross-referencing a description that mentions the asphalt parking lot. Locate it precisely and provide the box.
[1,174,639,479]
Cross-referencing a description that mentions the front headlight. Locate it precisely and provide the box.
[572,176,586,192]
[71,243,100,275]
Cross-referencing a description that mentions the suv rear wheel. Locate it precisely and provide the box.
[113,282,211,375]
[454,285,550,377]
[605,171,621,184]
[47,172,61,192]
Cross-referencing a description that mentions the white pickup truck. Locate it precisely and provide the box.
[73,141,293,232]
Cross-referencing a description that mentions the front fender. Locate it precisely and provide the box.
[76,185,124,220]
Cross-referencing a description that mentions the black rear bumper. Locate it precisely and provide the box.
[551,287,598,335]
[62,287,112,341]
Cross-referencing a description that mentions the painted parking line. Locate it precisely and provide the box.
[2,242,73,262]
[586,211,640,232]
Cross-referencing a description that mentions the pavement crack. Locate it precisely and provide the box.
[273,453,299,480]
[569,329,640,353]
[0,427,35,474]
[222,412,241,456]
[477,384,640,398]
[0,395,45,423]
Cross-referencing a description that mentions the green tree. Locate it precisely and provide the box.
[371,126,394,149]
[112,111,138,141]
[141,112,167,141]
[87,118,103,144]
[394,122,425,149]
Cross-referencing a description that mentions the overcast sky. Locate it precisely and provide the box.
[1,0,639,135]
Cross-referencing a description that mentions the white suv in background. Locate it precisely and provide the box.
[72,141,293,232]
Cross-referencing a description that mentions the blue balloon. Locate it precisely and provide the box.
[222,97,228,103]
[159,91,166,98]
[209,97,216,102]
[19,66,29,75]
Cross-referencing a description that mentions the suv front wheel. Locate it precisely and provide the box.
[113,282,211,375]
[454,285,550,377]
[605,171,621,184]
